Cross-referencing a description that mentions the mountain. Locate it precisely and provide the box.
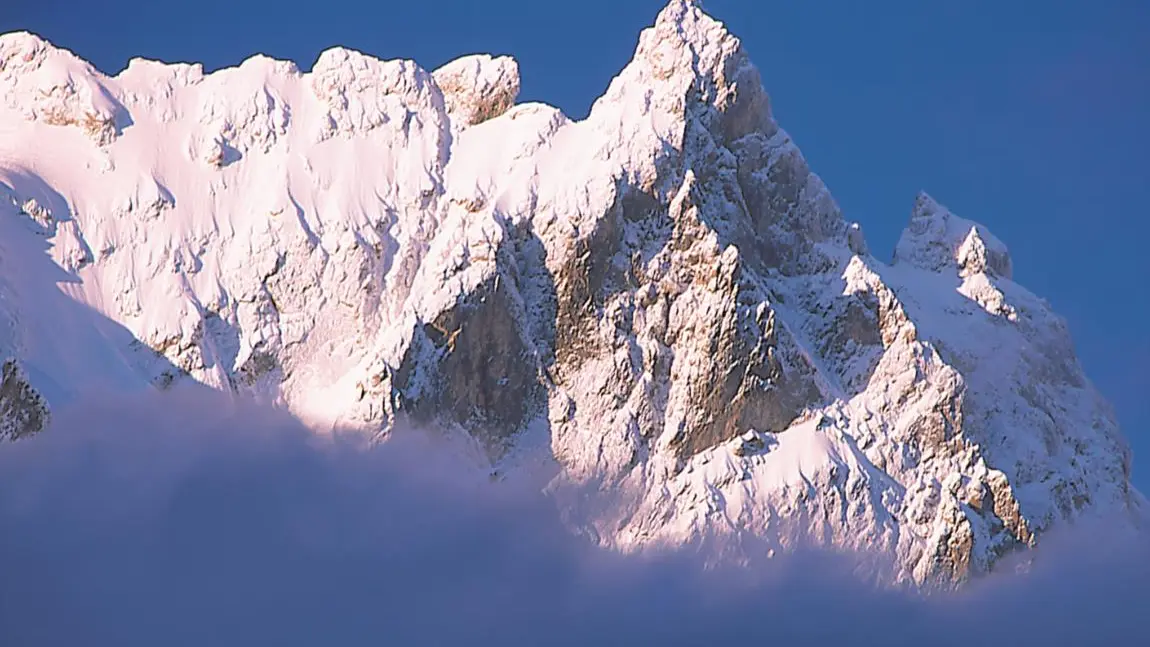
[0,0,1142,587]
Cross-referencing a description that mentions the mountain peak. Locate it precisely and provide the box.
[432,54,520,127]
[912,189,943,217]
[0,30,127,145]
[653,0,710,26]
[590,0,768,142]
[894,191,1013,279]
[0,1,1137,590]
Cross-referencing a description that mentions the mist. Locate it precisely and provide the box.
[1,387,1146,646]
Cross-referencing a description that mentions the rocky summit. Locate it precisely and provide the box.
[0,0,1142,587]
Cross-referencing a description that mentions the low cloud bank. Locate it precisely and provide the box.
[1,387,1147,646]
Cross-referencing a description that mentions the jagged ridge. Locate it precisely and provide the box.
[0,0,1141,587]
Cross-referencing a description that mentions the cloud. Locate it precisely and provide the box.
[1,386,1147,646]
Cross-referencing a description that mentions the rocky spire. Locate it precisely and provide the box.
[893,191,1013,279]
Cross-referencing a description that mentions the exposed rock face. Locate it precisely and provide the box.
[0,359,49,440]
[432,55,520,127]
[0,32,127,145]
[0,0,1141,587]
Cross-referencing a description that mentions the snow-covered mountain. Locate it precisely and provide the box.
[0,0,1142,587]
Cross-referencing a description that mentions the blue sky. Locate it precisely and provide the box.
[3,0,1147,489]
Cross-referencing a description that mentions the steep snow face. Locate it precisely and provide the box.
[0,0,1141,587]
[1,30,458,427]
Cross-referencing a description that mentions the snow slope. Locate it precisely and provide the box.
[0,0,1142,586]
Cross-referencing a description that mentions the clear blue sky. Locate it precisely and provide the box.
[4,0,1147,489]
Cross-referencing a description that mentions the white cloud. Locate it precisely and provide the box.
[1,386,1147,646]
